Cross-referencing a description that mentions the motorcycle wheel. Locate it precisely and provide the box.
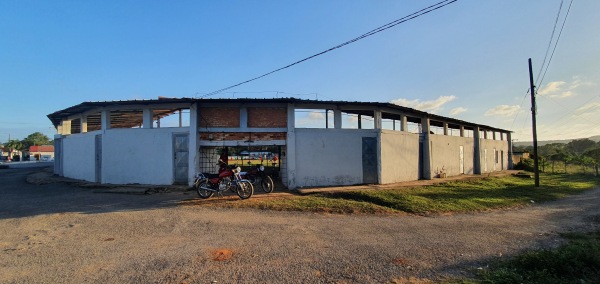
[236,180,254,200]
[246,174,258,185]
[260,176,275,193]
[195,180,214,199]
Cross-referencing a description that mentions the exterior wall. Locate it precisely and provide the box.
[294,128,377,187]
[380,130,420,183]
[199,107,240,127]
[248,107,287,128]
[62,131,97,182]
[479,138,510,173]
[101,127,186,185]
[429,134,475,177]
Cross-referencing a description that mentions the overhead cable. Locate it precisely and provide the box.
[199,0,459,98]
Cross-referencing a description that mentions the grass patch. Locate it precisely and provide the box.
[475,229,600,283]
[191,173,600,215]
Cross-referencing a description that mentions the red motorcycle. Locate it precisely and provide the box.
[194,160,253,200]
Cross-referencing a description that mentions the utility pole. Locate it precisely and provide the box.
[528,58,540,187]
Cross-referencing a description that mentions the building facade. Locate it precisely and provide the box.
[47,98,512,189]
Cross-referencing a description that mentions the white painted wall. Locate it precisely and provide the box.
[294,129,377,187]
[62,131,97,182]
[101,128,187,185]
[479,138,509,172]
[380,130,420,183]
[430,134,476,177]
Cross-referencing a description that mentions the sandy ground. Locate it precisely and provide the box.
[1,167,599,283]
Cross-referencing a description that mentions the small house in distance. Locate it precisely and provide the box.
[29,145,55,161]
[47,98,512,189]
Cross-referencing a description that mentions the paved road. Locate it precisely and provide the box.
[1,167,599,283]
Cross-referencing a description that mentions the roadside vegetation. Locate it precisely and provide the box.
[194,173,600,215]
[464,215,600,284]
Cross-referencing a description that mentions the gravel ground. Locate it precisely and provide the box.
[1,167,599,283]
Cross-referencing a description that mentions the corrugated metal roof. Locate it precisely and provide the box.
[47,97,511,132]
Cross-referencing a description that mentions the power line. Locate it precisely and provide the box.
[537,0,574,89]
[535,0,564,87]
[199,0,459,98]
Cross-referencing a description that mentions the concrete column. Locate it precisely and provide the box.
[483,130,488,139]
[400,114,407,132]
[188,103,199,186]
[374,110,382,129]
[81,115,88,133]
[61,120,72,135]
[474,126,481,174]
[358,115,362,129]
[443,122,448,136]
[142,108,153,129]
[286,103,297,190]
[333,109,342,129]
[240,107,248,129]
[101,110,111,131]
[507,132,513,169]
[493,131,497,140]
[421,116,432,180]
[460,125,465,137]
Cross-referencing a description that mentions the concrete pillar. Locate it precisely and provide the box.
[188,103,199,186]
[374,110,382,129]
[460,125,465,137]
[483,130,488,139]
[61,120,72,135]
[81,116,88,133]
[492,131,497,140]
[474,126,481,174]
[400,114,407,132]
[101,110,111,131]
[421,116,432,180]
[286,103,297,190]
[507,132,513,170]
[142,108,153,129]
[443,122,448,136]
[333,109,342,129]
[358,115,362,129]
[240,107,248,129]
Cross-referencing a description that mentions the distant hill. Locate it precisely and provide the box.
[513,135,600,147]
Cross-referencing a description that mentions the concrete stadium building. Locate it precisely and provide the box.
[47,98,512,189]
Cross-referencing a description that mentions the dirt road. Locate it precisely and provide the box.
[1,167,599,283]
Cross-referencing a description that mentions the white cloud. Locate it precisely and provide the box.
[537,77,592,99]
[307,111,325,120]
[576,102,600,113]
[390,95,456,113]
[449,107,467,115]
[485,105,521,117]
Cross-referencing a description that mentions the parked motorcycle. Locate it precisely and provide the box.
[194,160,254,199]
[242,165,275,193]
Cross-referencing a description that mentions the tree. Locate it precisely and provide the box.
[21,132,52,149]
[4,139,23,161]
[584,148,600,176]
[566,138,596,155]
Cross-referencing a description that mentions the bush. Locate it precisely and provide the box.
[514,158,534,172]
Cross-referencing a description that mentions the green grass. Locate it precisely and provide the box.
[475,228,600,284]
[218,173,600,214]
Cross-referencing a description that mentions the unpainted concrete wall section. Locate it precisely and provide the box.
[479,139,509,172]
[294,129,376,187]
[429,134,475,177]
[62,132,97,182]
[102,128,184,185]
[380,130,420,183]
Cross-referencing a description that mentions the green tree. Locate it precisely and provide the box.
[584,148,600,176]
[21,132,52,149]
[566,138,596,155]
[4,139,23,160]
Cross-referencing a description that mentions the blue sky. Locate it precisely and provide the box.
[1,0,599,143]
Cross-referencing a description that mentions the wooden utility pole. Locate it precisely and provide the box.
[528,58,540,187]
